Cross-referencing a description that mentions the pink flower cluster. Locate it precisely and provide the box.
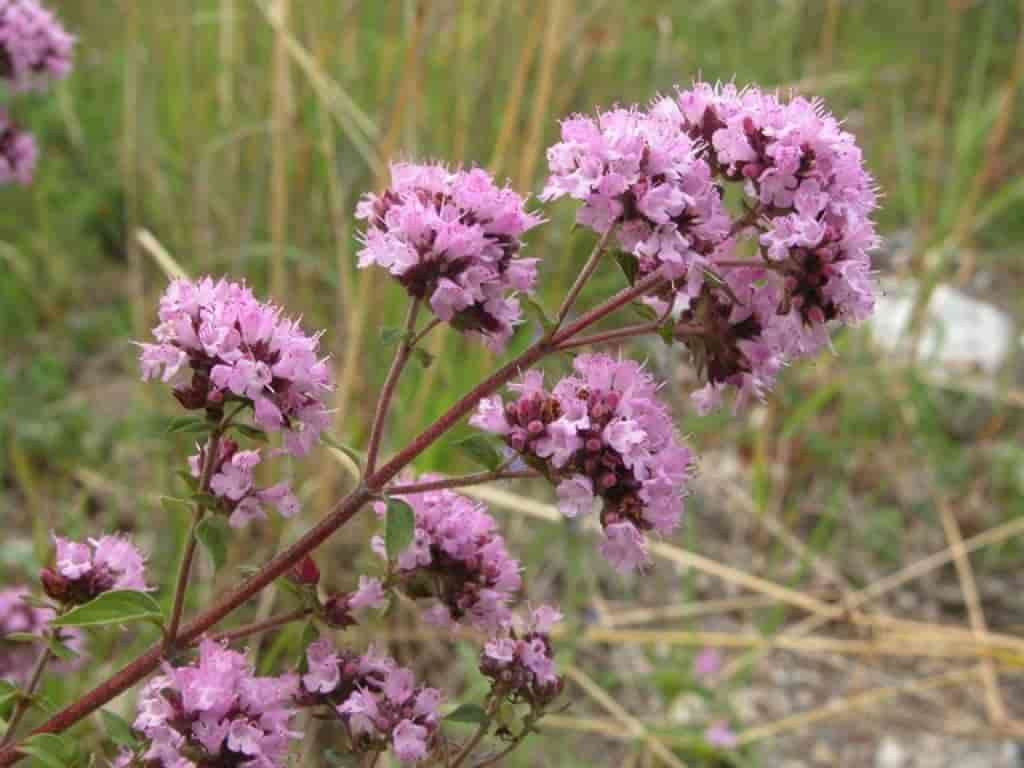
[139,277,332,456]
[662,82,878,411]
[371,485,522,630]
[472,354,693,571]
[356,162,543,350]
[0,111,35,185]
[543,83,878,411]
[41,533,148,605]
[0,0,73,91]
[299,639,441,765]
[0,587,82,685]
[480,605,563,708]
[542,106,730,284]
[189,439,300,528]
[134,639,299,768]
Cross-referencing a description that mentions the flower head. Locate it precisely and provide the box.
[0,113,36,185]
[134,639,299,768]
[0,587,82,685]
[0,0,74,91]
[356,162,543,350]
[138,276,332,456]
[472,354,693,571]
[297,639,440,765]
[41,533,148,605]
[190,440,300,528]
[370,484,521,630]
[480,605,564,709]
[542,106,730,285]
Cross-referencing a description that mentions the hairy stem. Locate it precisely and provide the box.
[365,300,420,477]
[555,225,616,329]
[0,270,670,765]
[555,320,705,352]
[165,429,222,651]
[387,468,539,496]
[209,607,312,644]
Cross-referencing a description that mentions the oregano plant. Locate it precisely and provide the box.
[0,5,879,763]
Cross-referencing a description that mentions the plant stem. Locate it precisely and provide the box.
[555,225,616,329]
[0,269,671,766]
[410,316,441,347]
[164,429,222,652]
[449,718,492,768]
[387,469,539,496]
[364,300,420,477]
[555,320,705,352]
[208,607,312,644]
[0,643,54,747]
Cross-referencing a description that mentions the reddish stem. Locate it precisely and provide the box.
[387,469,539,496]
[208,607,312,644]
[0,270,670,766]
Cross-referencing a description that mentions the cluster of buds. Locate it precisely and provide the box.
[371,485,522,630]
[480,605,564,712]
[0,0,73,186]
[40,534,148,606]
[298,639,441,765]
[473,354,693,571]
[189,440,300,528]
[139,277,332,457]
[132,639,299,768]
[356,162,543,350]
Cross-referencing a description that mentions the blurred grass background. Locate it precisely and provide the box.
[3,1,1024,765]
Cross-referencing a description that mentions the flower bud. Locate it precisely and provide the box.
[322,593,357,629]
[39,567,70,603]
[289,556,320,586]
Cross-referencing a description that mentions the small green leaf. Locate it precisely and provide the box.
[614,251,639,285]
[18,594,55,611]
[19,733,72,768]
[195,516,230,570]
[174,470,199,491]
[631,302,659,322]
[445,703,490,724]
[658,319,676,346]
[380,326,413,346]
[323,749,359,767]
[165,415,204,434]
[51,590,163,629]
[3,632,40,644]
[410,347,434,369]
[44,634,79,661]
[0,680,19,716]
[160,496,192,516]
[453,434,503,471]
[320,434,364,468]
[232,424,269,442]
[190,492,222,509]
[520,295,554,333]
[100,709,139,749]
[384,498,416,559]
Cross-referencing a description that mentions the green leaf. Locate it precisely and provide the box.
[410,347,434,369]
[614,251,639,285]
[232,423,268,443]
[0,680,19,716]
[100,709,139,749]
[159,496,192,516]
[658,319,676,346]
[453,434,503,471]
[3,632,40,644]
[195,515,230,570]
[445,703,490,724]
[44,634,79,661]
[174,470,199,492]
[190,492,222,509]
[380,326,413,346]
[384,498,416,559]
[320,434,364,468]
[165,415,204,434]
[521,295,555,334]
[631,302,659,322]
[323,750,359,767]
[51,590,163,629]
[19,733,73,768]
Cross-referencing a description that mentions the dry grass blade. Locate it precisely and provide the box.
[137,229,188,281]
[940,500,1007,724]
[269,0,291,298]
[735,667,981,745]
[564,665,687,768]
